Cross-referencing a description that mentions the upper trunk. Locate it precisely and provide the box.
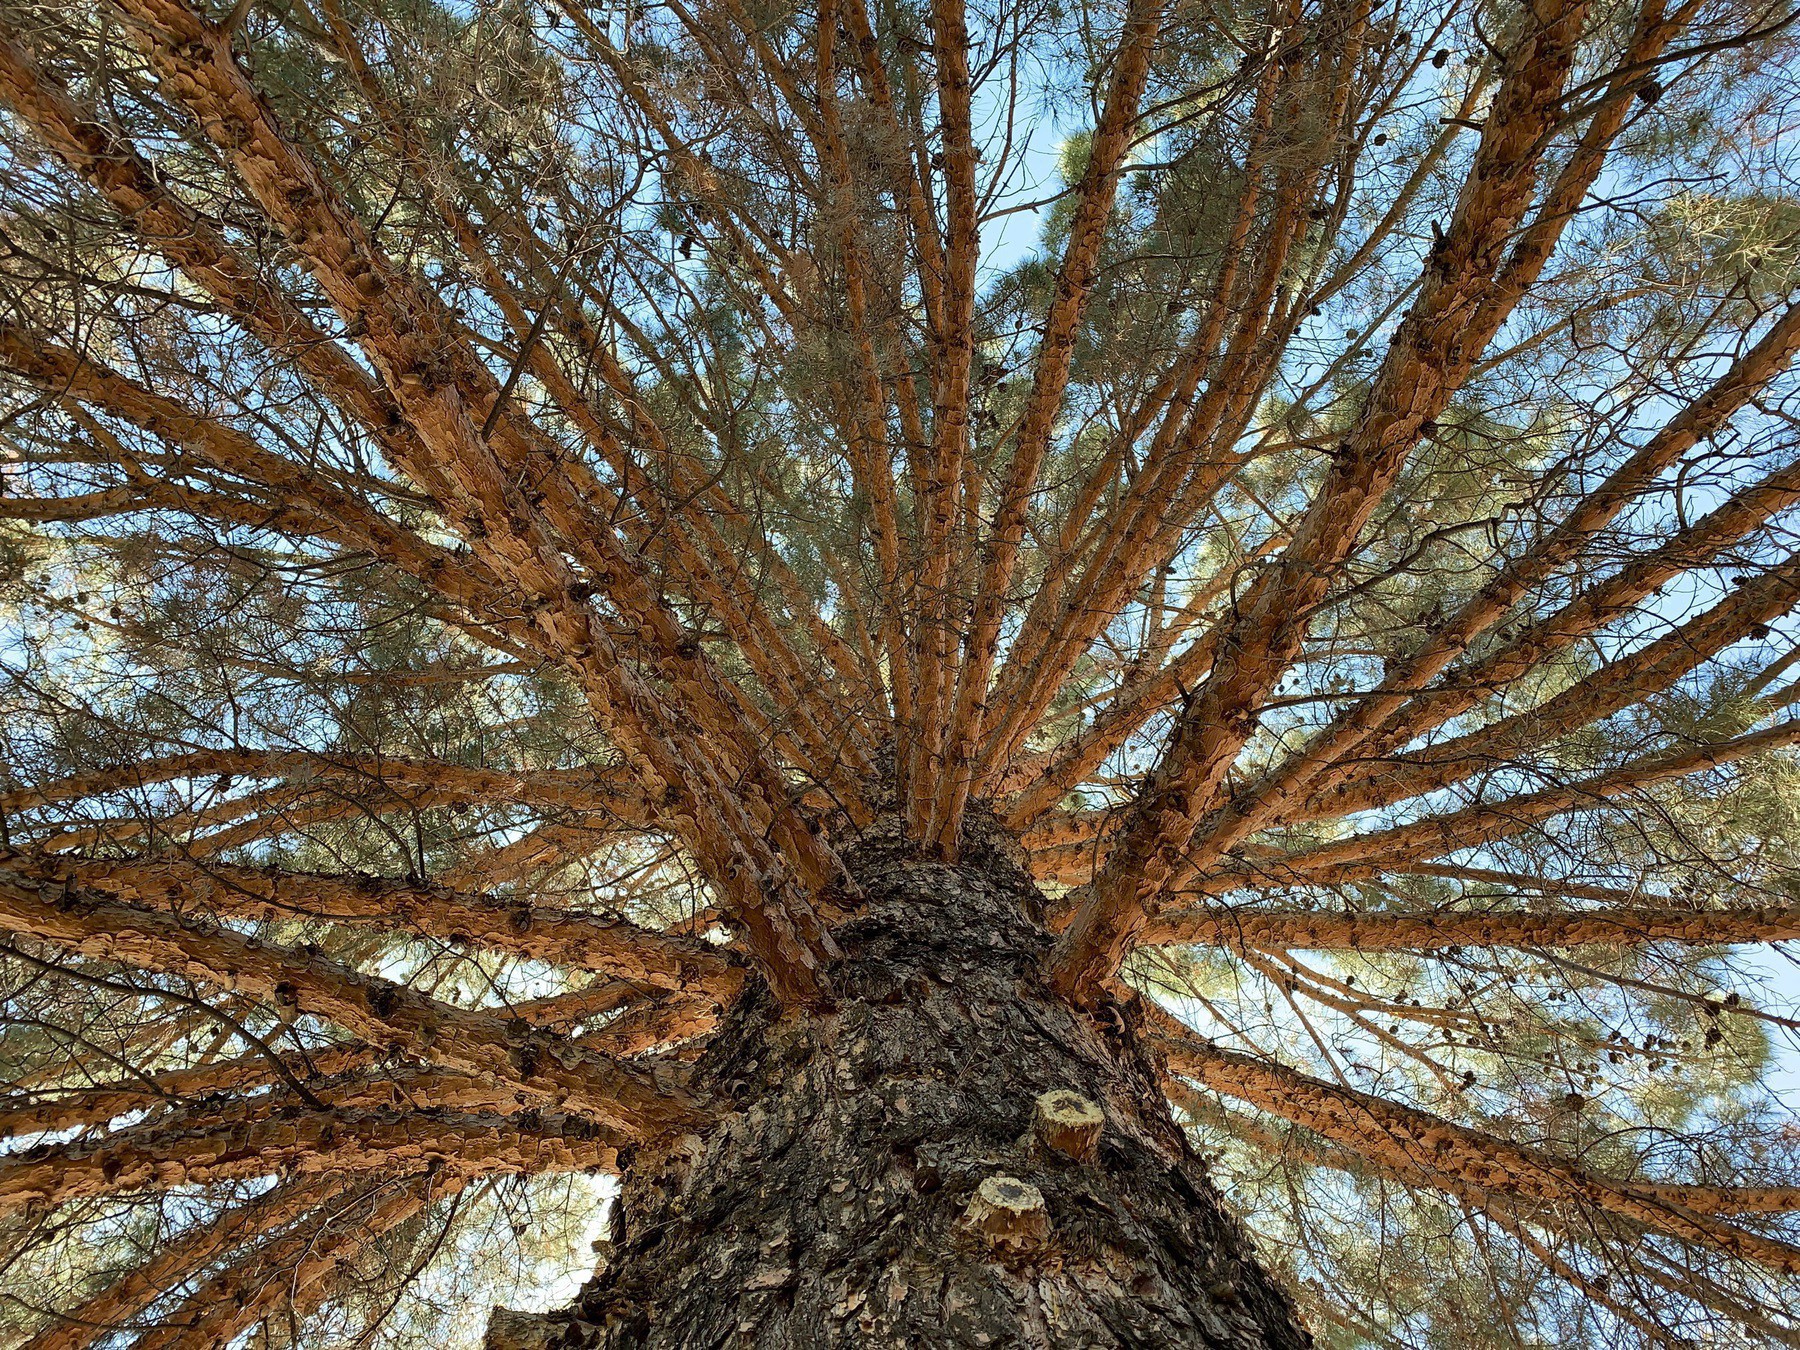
[491,820,1310,1348]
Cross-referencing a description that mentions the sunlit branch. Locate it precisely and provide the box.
[1151,1005,1800,1275]
[1050,0,1597,1001]
[1140,901,1800,951]
[0,849,738,995]
[0,865,706,1136]
[0,1104,618,1215]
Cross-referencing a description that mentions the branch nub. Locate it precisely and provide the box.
[964,1175,1051,1251]
[1032,1088,1105,1162]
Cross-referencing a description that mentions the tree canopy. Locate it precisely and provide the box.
[2,0,1800,1342]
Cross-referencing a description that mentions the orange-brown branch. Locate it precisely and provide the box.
[1150,1006,1800,1275]
[1049,0,1594,1003]
[1140,902,1800,951]
[0,866,705,1137]
[0,849,738,995]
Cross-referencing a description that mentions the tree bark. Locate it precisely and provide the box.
[492,829,1309,1348]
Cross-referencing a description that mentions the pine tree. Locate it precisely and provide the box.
[0,0,1799,1342]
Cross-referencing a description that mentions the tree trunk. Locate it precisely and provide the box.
[490,826,1310,1348]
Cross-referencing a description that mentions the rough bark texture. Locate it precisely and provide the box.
[493,825,1309,1348]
